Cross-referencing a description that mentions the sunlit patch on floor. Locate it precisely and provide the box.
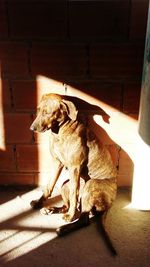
[0,188,65,262]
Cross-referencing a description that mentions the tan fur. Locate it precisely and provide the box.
[30,94,117,222]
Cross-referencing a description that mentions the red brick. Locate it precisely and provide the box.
[0,117,5,148]
[0,1,8,38]
[69,1,129,40]
[90,43,144,78]
[0,146,16,171]
[31,43,87,78]
[123,82,141,113]
[117,174,133,187]
[0,79,11,111]
[12,81,37,110]
[118,148,134,186]
[4,113,32,143]
[16,144,51,172]
[130,0,149,40]
[0,42,29,78]
[67,81,122,110]
[12,79,65,111]
[36,76,65,99]
[129,114,139,120]
[0,173,35,185]
[16,144,38,172]
[3,80,11,110]
[8,1,67,39]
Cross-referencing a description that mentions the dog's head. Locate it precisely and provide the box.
[30,94,78,133]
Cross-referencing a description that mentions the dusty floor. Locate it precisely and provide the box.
[0,186,150,267]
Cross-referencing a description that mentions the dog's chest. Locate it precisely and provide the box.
[49,129,87,167]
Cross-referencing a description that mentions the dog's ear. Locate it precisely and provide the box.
[61,99,78,121]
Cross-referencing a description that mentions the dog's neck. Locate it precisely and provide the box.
[51,117,72,134]
[51,124,60,134]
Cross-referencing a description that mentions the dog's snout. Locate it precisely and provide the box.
[30,123,35,131]
[30,125,34,131]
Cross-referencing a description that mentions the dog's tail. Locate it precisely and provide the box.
[94,210,117,256]
[56,210,117,256]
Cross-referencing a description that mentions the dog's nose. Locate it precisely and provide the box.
[30,124,35,131]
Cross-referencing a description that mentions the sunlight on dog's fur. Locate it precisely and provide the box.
[30,93,117,254]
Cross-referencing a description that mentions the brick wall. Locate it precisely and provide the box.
[0,0,149,187]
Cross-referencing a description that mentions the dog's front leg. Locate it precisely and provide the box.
[31,159,63,209]
[43,160,63,199]
[63,167,80,222]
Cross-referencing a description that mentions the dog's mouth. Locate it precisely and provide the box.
[30,123,48,133]
[38,121,60,134]
[30,119,60,134]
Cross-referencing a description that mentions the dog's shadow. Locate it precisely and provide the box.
[63,95,133,191]
[64,95,114,148]
[64,95,110,123]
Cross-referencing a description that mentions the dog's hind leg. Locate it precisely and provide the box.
[81,178,117,213]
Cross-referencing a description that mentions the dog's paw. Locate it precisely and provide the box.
[63,213,74,222]
[40,207,54,215]
[30,198,43,209]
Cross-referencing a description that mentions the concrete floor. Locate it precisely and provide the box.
[0,186,150,267]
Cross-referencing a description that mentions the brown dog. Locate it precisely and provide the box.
[30,94,117,250]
